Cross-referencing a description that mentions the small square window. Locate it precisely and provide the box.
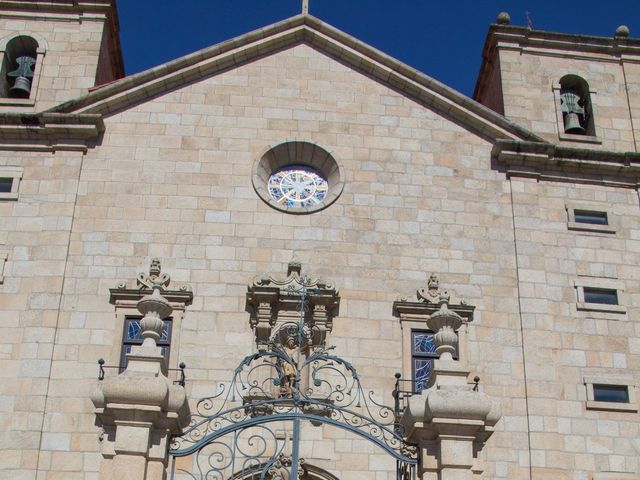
[120,315,172,370]
[583,287,618,305]
[0,167,22,201]
[584,375,637,412]
[574,209,607,225]
[0,178,12,193]
[593,384,629,403]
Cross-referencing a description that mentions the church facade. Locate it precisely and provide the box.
[0,2,638,479]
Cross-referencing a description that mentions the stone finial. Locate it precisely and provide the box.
[137,257,171,290]
[497,11,510,25]
[427,297,463,361]
[137,288,172,348]
[615,25,630,38]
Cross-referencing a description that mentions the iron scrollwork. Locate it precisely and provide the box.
[170,271,417,479]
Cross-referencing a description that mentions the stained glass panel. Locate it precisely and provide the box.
[414,358,433,393]
[127,320,142,341]
[413,332,436,355]
[268,165,328,208]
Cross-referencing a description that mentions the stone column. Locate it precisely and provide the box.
[92,271,191,480]
[400,294,501,480]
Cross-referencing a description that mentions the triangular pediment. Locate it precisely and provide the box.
[48,15,543,143]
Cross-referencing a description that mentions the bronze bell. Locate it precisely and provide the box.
[7,55,36,99]
[563,112,586,134]
[560,91,586,134]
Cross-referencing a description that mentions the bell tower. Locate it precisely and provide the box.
[0,0,124,110]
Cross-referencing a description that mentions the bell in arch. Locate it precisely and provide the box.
[560,91,586,134]
[7,56,36,99]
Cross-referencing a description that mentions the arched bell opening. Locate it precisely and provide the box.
[0,35,38,99]
[559,74,594,136]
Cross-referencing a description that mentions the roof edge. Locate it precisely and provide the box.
[47,13,544,143]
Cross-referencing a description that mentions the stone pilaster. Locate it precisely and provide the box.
[396,279,501,479]
[92,260,191,480]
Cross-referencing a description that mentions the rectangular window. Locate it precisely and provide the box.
[412,330,438,394]
[593,384,629,403]
[583,287,618,305]
[411,330,457,393]
[566,203,615,234]
[0,177,12,193]
[574,209,608,225]
[0,167,22,201]
[120,316,172,370]
[584,375,637,412]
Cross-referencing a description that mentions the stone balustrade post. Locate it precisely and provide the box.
[396,277,501,479]
[92,259,192,480]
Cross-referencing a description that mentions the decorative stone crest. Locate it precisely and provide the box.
[110,258,193,312]
[246,260,340,351]
[394,273,474,323]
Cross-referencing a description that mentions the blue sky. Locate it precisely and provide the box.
[118,1,638,96]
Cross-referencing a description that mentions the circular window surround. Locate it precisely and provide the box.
[252,140,344,214]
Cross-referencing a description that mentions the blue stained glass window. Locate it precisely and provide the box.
[411,330,457,394]
[414,358,433,394]
[127,320,142,340]
[120,316,172,370]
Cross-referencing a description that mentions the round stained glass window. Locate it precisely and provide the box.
[268,165,328,208]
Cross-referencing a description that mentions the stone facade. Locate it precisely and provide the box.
[0,3,638,479]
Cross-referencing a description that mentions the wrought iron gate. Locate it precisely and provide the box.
[169,279,418,480]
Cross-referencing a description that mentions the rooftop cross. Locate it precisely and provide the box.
[302,0,309,15]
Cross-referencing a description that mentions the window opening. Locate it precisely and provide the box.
[0,177,12,193]
[1,36,38,99]
[574,209,608,225]
[583,287,618,305]
[412,330,458,393]
[559,75,594,136]
[593,384,629,403]
[120,316,172,370]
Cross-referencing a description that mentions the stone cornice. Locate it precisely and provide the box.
[494,139,640,185]
[475,24,640,101]
[48,14,543,144]
[0,112,104,151]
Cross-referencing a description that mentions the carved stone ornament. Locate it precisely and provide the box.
[393,273,474,323]
[245,260,340,351]
[110,257,193,309]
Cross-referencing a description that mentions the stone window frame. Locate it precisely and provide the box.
[583,374,638,413]
[553,77,601,144]
[574,277,626,314]
[0,166,23,201]
[0,250,7,284]
[252,139,345,214]
[566,202,616,234]
[0,32,48,107]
